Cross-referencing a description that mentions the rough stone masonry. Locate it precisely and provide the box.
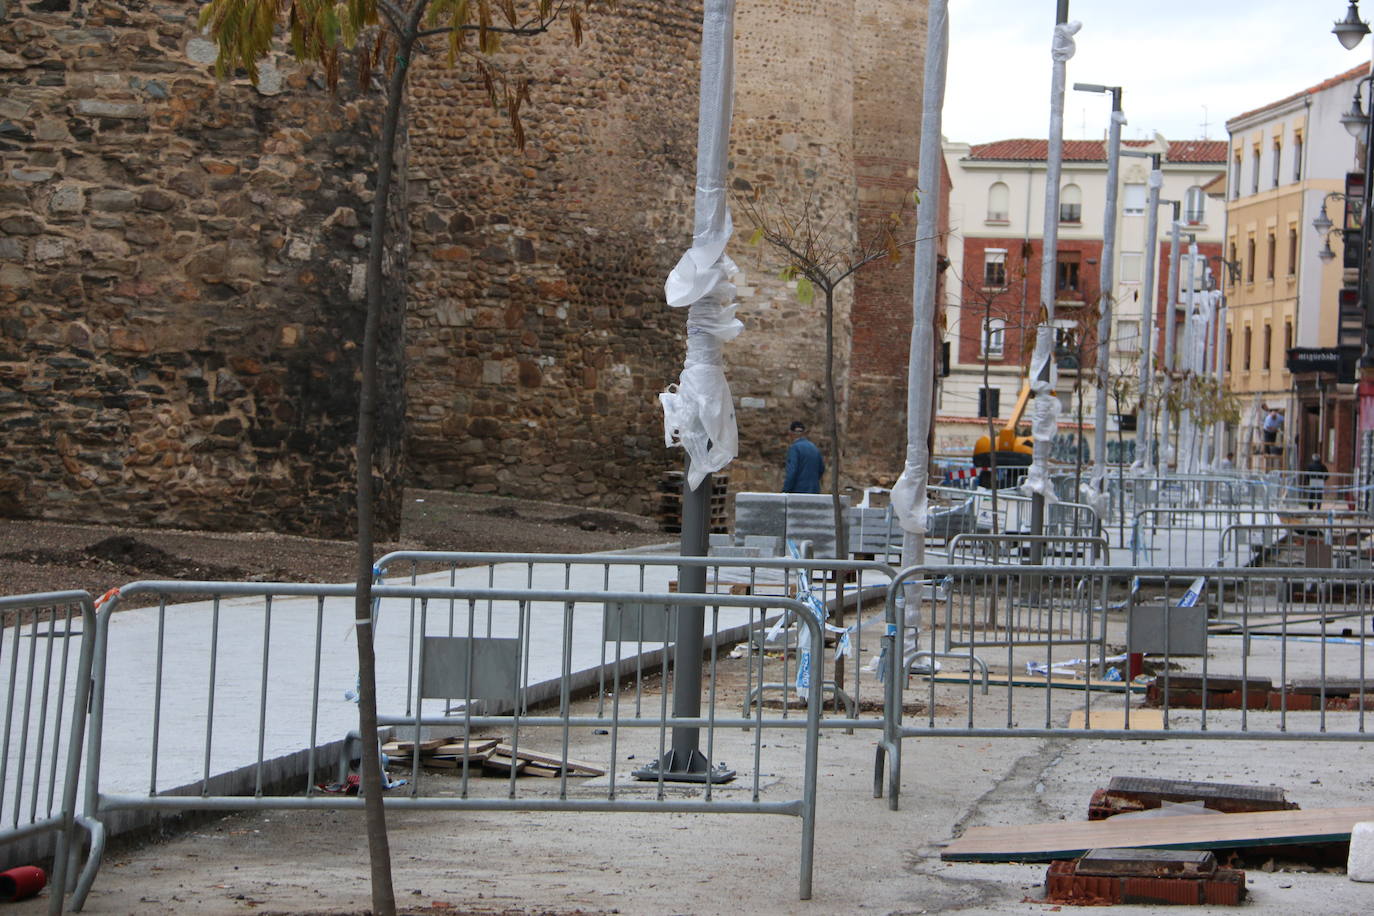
[0,0,924,537]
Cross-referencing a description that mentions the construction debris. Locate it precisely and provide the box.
[1145,674,1374,710]
[1045,848,1246,906]
[942,805,1374,862]
[381,737,605,778]
[1088,777,1298,820]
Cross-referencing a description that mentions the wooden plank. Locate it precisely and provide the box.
[1066,708,1163,730]
[942,805,1374,862]
[430,739,500,757]
[927,672,1144,694]
[493,743,605,776]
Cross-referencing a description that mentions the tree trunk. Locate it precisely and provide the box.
[822,284,847,708]
[351,15,424,916]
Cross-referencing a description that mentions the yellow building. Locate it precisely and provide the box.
[1224,63,1367,474]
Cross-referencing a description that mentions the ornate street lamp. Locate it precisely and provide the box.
[1335,1,1371,50]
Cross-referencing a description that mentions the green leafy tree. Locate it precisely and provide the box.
[198,2,608,913]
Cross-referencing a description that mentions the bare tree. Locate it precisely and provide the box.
[198,3,610,912]
[738,191,908,556]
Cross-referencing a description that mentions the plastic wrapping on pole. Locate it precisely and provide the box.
[641,0,738,784]
[1023,325,1062,504]
[1132,167,1164,474]
[894,0,949,668]
[1028,18,1078,563]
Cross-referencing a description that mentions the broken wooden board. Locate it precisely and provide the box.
[482,753,528,775]
[942,805,1374,862]
[926,671,1145,694]
[1065,708,1164,730]
[492,743,605,776]
[381,736,453,755]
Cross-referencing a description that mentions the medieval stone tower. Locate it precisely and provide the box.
[0,0,926,536]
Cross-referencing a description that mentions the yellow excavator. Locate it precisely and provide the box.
[972,381,1035,489]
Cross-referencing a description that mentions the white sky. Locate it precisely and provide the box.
[943,0,1373,145]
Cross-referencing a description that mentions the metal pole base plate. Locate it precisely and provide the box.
[631,749,736,784]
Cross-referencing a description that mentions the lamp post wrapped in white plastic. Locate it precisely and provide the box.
[1024,15,1080,517]
[891,0,948,666]
[660,0,742,492]
[642,0,739,785]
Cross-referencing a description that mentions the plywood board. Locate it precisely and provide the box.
[1065,708,1164,730]
[942,805,1374,862]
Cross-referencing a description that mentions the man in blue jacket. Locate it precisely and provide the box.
[783,421,825,493]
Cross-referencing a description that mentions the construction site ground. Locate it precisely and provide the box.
[16,643,1374,915]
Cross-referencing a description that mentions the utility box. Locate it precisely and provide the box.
[1127,602,1207,656]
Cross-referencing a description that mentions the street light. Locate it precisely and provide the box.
[1343,91,1370,138]
[1335,1,1371,50]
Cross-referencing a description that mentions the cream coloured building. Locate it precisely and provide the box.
[938,136,1226,463]
[1223,62,1368,475]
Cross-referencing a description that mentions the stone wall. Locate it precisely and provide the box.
[0,0,927,534]
[0,0,406,536]
[846,0,926,485]
[403,0,920,508]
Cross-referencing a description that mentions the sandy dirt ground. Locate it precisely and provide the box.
[0,490,670,602]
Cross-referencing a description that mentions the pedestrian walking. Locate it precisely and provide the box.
[782,421,824,494]
[1303,453,1328,509]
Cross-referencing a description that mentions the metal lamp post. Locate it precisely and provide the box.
[1073,82,1123,516]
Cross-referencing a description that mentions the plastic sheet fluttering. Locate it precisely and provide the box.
[892,0,949,543]
[660,0,741,492]
[1021,324,1061,503]
[778,540,853,701]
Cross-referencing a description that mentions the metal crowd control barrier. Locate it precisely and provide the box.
[80,580,829,902]
[925,485,1101,544]
[0,592,102,916]
[372,551,897,731]
[1217,520,1374,571]
[1135,506,1370,568]
[875,564,1374,810]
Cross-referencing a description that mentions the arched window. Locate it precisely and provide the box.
[1184,186,1206,224]
[1059,183,1082,223]
[987,182,1010,222]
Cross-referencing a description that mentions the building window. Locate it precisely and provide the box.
[1251,147,1260,194]
[1263,323,1272,370]
[1119,251,1142,283]
[1226,330,1233,372]
[1057,251,1081,294]
[1267,231,1276,280]
[1284,320,1293,353]
[1288,225,1298,276]
[987,182,1010,222]
[1272,139,1282,187]
[1246,237,1255,283]
[1184,186,1206,224]
[1243,326,1252,370]
[1059,183,1082,223]
[1122,182,1146,215]
[978,387,1001,418]
[1233,153,1243,199]
[1116,318,1140,353]
[983,248,1007,288]
[981,317,1006,358]
[1294,132,1303,181]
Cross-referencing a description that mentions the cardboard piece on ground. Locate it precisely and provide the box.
[942,805,1374,862]
[1066,708,1164,730]
[928,671,1143,694]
